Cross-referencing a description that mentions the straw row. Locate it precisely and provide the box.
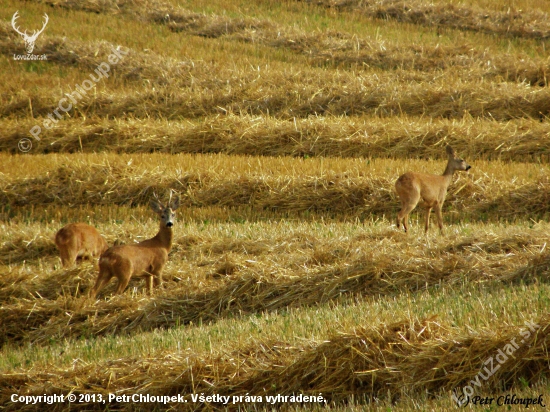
[3,68,550,122]
[1,315,549,410]
[1,160,548,220]
[1,237,547,346]
[2,115,550,162]
[163,12,550,84]
[0,22,187,86]
[3,9,550,124]
[310,0,550,40]
[44,0,550,45]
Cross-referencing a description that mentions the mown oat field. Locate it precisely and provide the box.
[1,0,550,410]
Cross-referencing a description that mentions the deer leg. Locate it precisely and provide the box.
[114,261,133,295]
[90,269,112,299]
[57,235,73,267]
[396,199,404,230]
[435,205,444,234]
[146,274,154,295]
[153,272,163,288]
[397,206,414,232]
[395,213,401,229]
[115,272,132,295]
[59,249,74,268]
[425,207,432,233]
[148,269,163,295]
[65,243,79,267]
[397,196,419,233]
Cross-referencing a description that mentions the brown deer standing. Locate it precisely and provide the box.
[89,196,180,299]
[395,145,471,234]
[55,223,108,268]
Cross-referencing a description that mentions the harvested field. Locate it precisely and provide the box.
[308,0,550,40]
[1,0,550,410]
[2,116,550,162]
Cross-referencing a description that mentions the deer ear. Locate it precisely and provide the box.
[445,145,456,157]
[150,199,164,213]
[169,196,180,210]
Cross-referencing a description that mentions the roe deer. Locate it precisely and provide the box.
[55,223,108,268]
[89,196,180,299]
[395,145,471,234]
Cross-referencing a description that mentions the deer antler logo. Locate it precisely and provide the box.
[11,11,49,54]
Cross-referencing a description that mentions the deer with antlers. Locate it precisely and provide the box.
[11,11,49,54]
[89,195,180,299]
[395,145,471,234]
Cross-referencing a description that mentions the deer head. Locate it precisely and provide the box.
[11,11,49,54]
[445,145,471,174]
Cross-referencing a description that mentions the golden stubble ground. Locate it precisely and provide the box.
[1,0,550,410]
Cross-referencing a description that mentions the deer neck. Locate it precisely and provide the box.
[441,163,457,186]
[152,223,173,251]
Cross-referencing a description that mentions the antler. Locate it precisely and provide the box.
[33,13,49,38]
[11,11,48,40]
[167,189,181,210]
[11,11,27,37]
[150,192,165,209]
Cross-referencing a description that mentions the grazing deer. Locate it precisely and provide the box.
[55,223,109,268]
[395,145,471,234]
[89,196,180,299]
[11,11,49,54]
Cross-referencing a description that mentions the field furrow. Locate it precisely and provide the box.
[1,316,549,410]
